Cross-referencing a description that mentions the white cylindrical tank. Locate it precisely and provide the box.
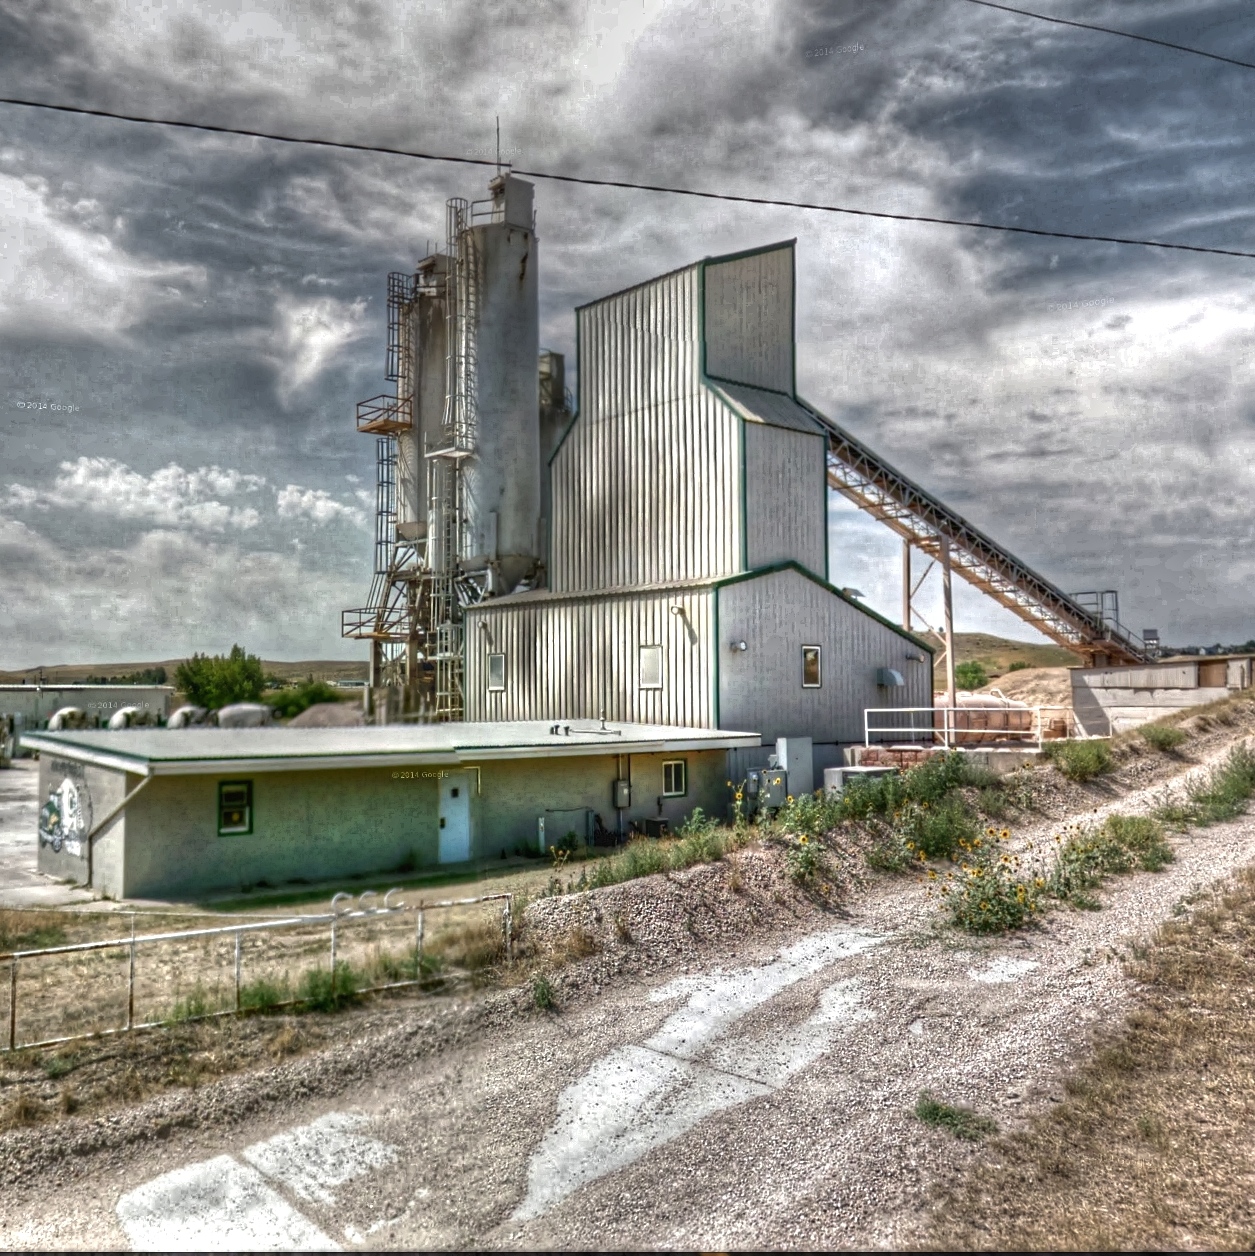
[462,175,541,593]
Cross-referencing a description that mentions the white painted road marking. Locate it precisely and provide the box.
[116,1155,337,1253]
[515,929,885,1221]
[242,1112,398,1205]
[116,1111,397,1252]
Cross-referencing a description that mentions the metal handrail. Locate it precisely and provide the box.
[863,705,1074,751]
[2,889,513,1053]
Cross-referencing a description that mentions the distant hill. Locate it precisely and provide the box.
[921,632,1082,674]
[0,659,370,686]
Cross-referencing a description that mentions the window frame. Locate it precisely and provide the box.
[217,779,253,836]
[801,644,823,689]
[486,651,506,692]
[662,759,688,798]
[639,644,664,691]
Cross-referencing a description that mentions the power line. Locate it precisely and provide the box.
[2,92,1254,261]
[959,0,1255,72]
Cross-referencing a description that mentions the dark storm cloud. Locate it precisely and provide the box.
[1,0,1253,666]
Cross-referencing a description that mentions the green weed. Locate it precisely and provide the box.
[531,972,555,1010]
[914,1090,998,1141]
[1155,744,1255,828]
[1139,723,1187,753]
[784,835,825,883]
[169,985,213,1022]
[937,829,1043,934]
[1045,739,1113,782]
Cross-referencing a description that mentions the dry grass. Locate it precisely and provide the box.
[924,865,1255,1251]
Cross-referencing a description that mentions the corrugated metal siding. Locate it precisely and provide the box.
[550,267,741,592]
[1074,664,1198,690]
[743,421,826,576]
[703,244,793,393]
[466,588,716,726]
[717,569,930,744]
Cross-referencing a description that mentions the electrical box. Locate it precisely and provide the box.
[759,769,788,810]
[613,778,631,809]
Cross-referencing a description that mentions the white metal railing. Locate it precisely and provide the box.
[0,889,512,1054]
[863,705,1073,750]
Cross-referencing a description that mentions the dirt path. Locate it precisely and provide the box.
[1,742,1253,1251]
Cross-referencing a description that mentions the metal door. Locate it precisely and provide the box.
[438,772,472,863]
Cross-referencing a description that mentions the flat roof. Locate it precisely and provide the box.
[21,720,761,777]
[0,684,174,691]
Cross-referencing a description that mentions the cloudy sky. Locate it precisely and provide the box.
[1,0,1253,668]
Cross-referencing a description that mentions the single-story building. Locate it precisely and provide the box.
[1071,655,1254,736]
[20,721,758,901]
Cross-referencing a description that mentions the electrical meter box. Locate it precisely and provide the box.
[613,778,631,809]
[759,769,788,810]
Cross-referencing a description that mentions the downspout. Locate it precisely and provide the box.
[85,775,153,891]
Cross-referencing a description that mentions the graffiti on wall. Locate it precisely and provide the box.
[38,771,93,858]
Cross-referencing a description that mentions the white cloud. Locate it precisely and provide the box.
[270,294,369,401]
[0,517,363,668]
[0,172,203,339]
[276,484,366,527]
[6,458,264,532]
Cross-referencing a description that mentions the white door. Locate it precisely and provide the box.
[438,772,472,863]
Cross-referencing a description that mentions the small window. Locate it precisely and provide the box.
[662,760,687,797]
[218,780,253,836]
[639,644,664,690]
[802,645,822,688]
[487,652,506,692]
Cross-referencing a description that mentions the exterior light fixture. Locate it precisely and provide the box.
[730,640,748,652]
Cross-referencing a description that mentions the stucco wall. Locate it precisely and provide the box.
[35,754,131,893]
[101,748,729,901]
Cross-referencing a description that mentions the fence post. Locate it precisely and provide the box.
[416,908,425,969]
[330,916,337,980]
[127,916,136,1031]
[503,897,513,964]
[8,959,16,1052]
[234,931,242,1012]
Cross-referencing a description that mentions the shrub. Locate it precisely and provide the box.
[265,679,343,720]
[938,831,1043,934]
[531,972,555,1010]
[1045,738,1113,782]
[903,752,968,805]
[671,822,726,871]
[1139,722,1187,752]
[900,795,981,861]
[175,644,265,709]
[775,791,845,837]
[239,976,289,1013]
[914,1091,997,1140]
[1008,660,1030,672]
[169,985,213,1022]
[785,834,825,883]
[1156,743,1255,827]
[955,661,989,690]
[297,961,359,1012]
[1048,814,1174,906]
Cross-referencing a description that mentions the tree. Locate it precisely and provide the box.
[265,680,342,720]
[954,661,988,691]
[175,645,265,709]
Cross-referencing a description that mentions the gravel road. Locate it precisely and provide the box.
[1,738,1252,1251]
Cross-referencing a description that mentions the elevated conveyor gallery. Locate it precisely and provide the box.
[805,405,1149,666]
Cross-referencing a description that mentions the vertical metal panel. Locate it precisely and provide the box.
[550,266,742,592]
[465,588,715,726]
[702,244,794,393]
[716,569,932,744]
[743,422,826,576]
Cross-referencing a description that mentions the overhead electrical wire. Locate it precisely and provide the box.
[958,0,1255,72]
[1,92,1254,261]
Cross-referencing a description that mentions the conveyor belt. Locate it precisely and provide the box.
[805,402,1148,665]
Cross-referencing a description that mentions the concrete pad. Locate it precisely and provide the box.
[115,1154,338,1252]
[0,760,94,908]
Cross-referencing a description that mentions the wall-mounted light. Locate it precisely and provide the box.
[730,640,748,652]
[904,652,925,663]
[841,587,865,599]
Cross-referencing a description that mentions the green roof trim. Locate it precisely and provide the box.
[712,560,936,653]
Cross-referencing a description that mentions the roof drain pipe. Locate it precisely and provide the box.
[85,775,153,893]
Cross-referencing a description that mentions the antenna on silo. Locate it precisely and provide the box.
[495,116,501,175]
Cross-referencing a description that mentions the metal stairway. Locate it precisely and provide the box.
[804,403,1149,666]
